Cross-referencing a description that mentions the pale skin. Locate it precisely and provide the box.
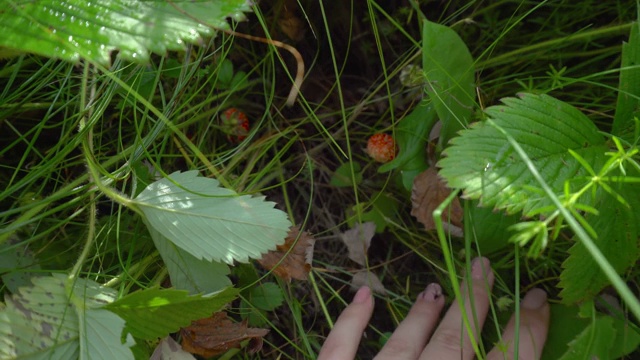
[318,257,550,360]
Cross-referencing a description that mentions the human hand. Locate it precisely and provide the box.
[318,257,550,360]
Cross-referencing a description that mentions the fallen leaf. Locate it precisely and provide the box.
[257,226,316,281]
[180,312,269,358]
[151,336,196,360]
[350,271,386,294]
[411,167,463,236]
[340,222,376,266]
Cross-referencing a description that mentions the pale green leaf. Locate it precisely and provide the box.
[134,170,291,264]
[559,180,640,304]
[438,93,607,217]
[0,274,133,360]
[105,287,238,340]
[78,309,134,360]
[149,225,232,294]
[0,0,251,65]
[422,19,475,149]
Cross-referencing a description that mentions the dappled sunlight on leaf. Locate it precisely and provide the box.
[134,170,292,264]
[180,312,269,358]
[257,226,315,281]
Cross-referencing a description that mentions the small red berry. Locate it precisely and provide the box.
[366,133,396,163]
[221,108,250,142]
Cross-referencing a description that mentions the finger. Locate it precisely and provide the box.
[374,283,446,360]
[486,288,550,360]
[420,257,495,360]
[318,286,375,360]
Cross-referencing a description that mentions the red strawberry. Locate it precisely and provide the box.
[221,108,249,142]
[366,133,396,163]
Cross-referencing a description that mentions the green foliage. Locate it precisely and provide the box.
[105,287,238,340]
[0,0,251,65]
[133,170,292,264]
[559,181,640,303]
[612,21,640,138]
[0,274,134,360]
[330,161,363,187]
[439,93,606,217]
[421,19,475,150]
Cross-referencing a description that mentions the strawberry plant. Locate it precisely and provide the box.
[2,1,640,359]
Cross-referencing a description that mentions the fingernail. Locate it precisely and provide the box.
[471,257,490,280]
[353,286,371,304]
[418,283,442,302]
[522,288,547,309]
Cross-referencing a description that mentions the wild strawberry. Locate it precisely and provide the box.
[366,133,396,163]
[221,108,249,142]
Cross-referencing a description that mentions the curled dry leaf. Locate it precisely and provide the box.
[411,167,463,236]
[340,222,376,266]
[180,312,269,358]
[351,271,386,294]
[257,226,316,281]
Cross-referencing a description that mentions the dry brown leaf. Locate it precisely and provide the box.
[180,312,269,358]
[350,270,386,294]
[340,222,376,266]
[411,167,463,236]
[151,336,196,360]
[257,226,316,281]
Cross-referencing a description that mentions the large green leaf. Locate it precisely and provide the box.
[422,19,475,149]
[558,180,640,304]
[133,170,291,264]
[0,0,251,65]
[438,93,607,217]
[105,287,238,340]
[0,274,134,360]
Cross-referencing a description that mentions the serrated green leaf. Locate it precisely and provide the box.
[438,93,607,217]
[0,274,133,360]
[0,0,251,65]
[149,225,232,294]
[559,180,640,304]
[422,19,475,149]
[612,21,640,138]
[105,287,238,340]
[134,170,291,264]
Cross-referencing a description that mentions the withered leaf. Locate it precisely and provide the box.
[411,167,463,236]
[340,222,376,266]
[351,270,386,294]
[151,336,196,360]
[180,312,269,358]
[257,226,316,281]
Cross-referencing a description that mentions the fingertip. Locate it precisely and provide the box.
[353,286,372,304]
[522,288,547,310]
